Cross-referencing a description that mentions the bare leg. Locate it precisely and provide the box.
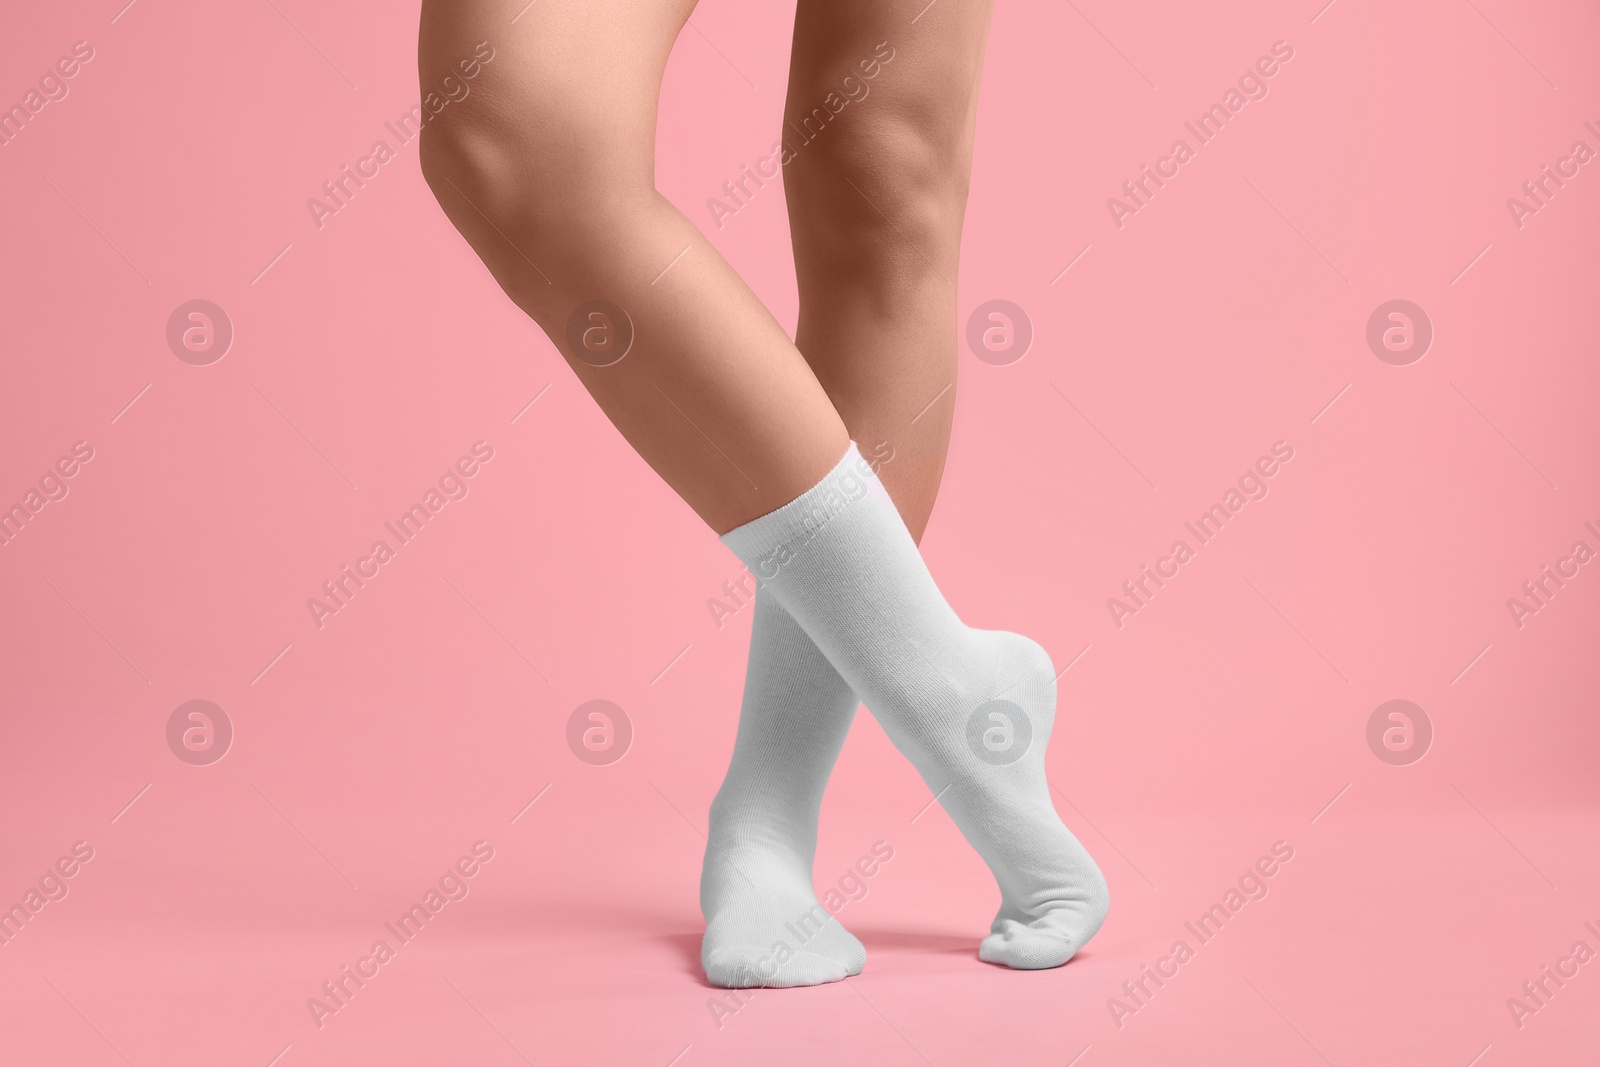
[418,0,847,534]
[699,0,998,987]
[785,0,995,540]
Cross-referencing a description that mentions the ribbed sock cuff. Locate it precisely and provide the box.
[720,442,880,573]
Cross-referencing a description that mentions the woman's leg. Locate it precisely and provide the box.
[418,0,847,534]
[421,2,855,985]
[699,0,1000,987]
[785,0,994,540]
[713,0,1106,969]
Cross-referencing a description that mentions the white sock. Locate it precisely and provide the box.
[700,592,866,987]
[722,444,1109,969]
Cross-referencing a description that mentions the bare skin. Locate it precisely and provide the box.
[419,0,848,534]
[784,0,993,539]
[418,0,990,537]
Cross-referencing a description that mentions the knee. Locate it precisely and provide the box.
[852,114,971,219]
[419,101,653,272]
[786,96,972,263]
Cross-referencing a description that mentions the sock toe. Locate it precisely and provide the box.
[703,946,861,988]
[700,888,866,989]
[978,916,1093,970]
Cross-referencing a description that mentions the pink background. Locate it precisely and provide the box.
[2,0,1597,1064]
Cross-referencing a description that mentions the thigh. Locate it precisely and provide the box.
[417,0,692,206]
[785,0,995,176]
[785,0,995,225]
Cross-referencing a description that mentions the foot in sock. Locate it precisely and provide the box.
[721,444,1110,970]
[700,594,866,987]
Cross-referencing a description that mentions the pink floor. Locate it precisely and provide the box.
[2,0,1598,1064]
